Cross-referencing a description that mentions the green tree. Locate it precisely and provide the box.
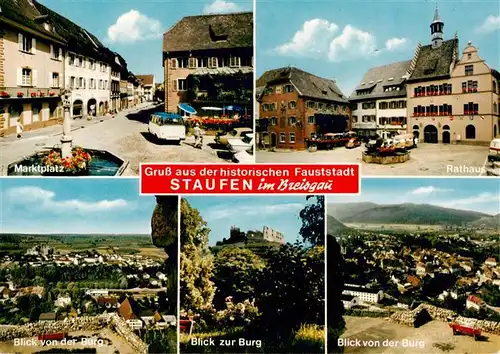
[299,196,325,246]
[255,244,325,339]
[212,248,265,307]
[180,198,215,314]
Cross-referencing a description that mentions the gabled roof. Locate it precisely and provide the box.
[33,0,116,63]
[257,67,348,103]
[350,60,411,100]
[163,12,253,52]
[136,75,154,86]
[0,0,65,43]
[407,39,458,83]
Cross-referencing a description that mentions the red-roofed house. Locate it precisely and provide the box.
[118,298,142,329]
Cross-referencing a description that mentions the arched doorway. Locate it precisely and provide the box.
[98,102,104,116]
[32,102,42,122]
[87,98,97,116]
[104,101,109,114]
[412,125,419,139]
[423,125,438,143]
[465,125,476,140]
[442,125,450,144]
[72,100,83,118]
[270,133,277,147]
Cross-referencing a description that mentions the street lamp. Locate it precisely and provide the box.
[61,88,73,158]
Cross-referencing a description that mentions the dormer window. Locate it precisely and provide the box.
[209,24,228,42]
[43,22,51,31]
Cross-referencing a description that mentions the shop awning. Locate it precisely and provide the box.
[178,103,197,115]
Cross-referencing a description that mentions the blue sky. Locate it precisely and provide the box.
[257,0,500,95]
[0,178,156,234]
[39,0,253,81]
[328,178,500,215]
[184,196,315,245]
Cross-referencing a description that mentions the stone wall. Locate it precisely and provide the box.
[0,314,149,353]
[389,303,500,335]
[109,314,149,353]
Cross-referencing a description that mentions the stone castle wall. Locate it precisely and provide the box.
[0,314,148,353]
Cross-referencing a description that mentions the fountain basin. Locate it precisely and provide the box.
[7,148,128,176]
[362,151,410,164]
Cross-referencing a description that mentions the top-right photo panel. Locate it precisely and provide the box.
[255,1,499,176]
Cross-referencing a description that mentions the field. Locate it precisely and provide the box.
[341,316,500,354]
[344,224,446,231]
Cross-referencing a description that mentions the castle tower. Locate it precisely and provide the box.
[430,6,444,49]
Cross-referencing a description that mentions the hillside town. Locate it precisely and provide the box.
[336,229,500,320]
[256,8,500,176]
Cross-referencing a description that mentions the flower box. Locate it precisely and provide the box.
[468,89,472,93]
[473,88,478,92]
[42,147,92,175]
[39,92,45,97]
[473,111,478,115]
[17,92,24,98]
[464,111,470,115]
[0,91,10,98]
[49,92,56,96]
[462,89,467,93]
[30,92,37,97]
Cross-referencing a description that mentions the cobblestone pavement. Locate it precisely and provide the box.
[256,144,490,176]
[0,103,232,176]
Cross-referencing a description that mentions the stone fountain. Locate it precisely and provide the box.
[7,89,128,176]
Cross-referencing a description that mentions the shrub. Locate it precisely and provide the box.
[291,324,325,353]
[214,299,260,329]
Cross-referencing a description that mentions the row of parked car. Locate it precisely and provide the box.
[215,127,254,163]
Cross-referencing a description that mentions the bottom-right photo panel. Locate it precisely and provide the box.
[327,178,500,354]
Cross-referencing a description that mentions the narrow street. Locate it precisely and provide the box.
[0,103,232,176]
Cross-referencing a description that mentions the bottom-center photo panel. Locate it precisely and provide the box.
[179,196,326,354]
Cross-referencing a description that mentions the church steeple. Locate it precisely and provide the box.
[430,6,444,48]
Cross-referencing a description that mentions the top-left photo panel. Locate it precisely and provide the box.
[1,0,255,177]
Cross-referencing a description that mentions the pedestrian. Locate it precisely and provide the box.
[194,123,202,148]
[16,119,23,138]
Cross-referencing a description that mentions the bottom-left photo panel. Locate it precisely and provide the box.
[0,178,178,354]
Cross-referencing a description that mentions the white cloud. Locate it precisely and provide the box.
[437,192,499,207]
[409,186,454,196]
[206,203,304,221]
[385,37,408,51]
[6,186,129,213]
[328,25,378,62]
[476,15,500,33]
[277,19,338,56]
[107,10,162,43]
[203,0,242,14]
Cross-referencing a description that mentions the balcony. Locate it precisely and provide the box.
[352,122,377,129]
[0,87,62,99]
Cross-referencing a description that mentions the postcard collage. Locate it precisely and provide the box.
[0,0,499,353]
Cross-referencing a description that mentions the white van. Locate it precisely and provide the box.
[148,112,186,144]
[488,138,500,162]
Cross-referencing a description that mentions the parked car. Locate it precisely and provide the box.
[488,138,500,163]
[345,138,361,149]
[228,133,254,154]
[233,146,253,163]
[215,127,253,146]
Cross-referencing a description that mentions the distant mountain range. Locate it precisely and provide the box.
[326,215,350,235]
[327,202,498,227]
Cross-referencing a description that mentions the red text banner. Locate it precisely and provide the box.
[140,164,360,195]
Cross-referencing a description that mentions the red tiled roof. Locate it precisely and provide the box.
[406,275,421,287]
[467,295,482,305]
[136,75,154,85]
[118,298,138,320]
